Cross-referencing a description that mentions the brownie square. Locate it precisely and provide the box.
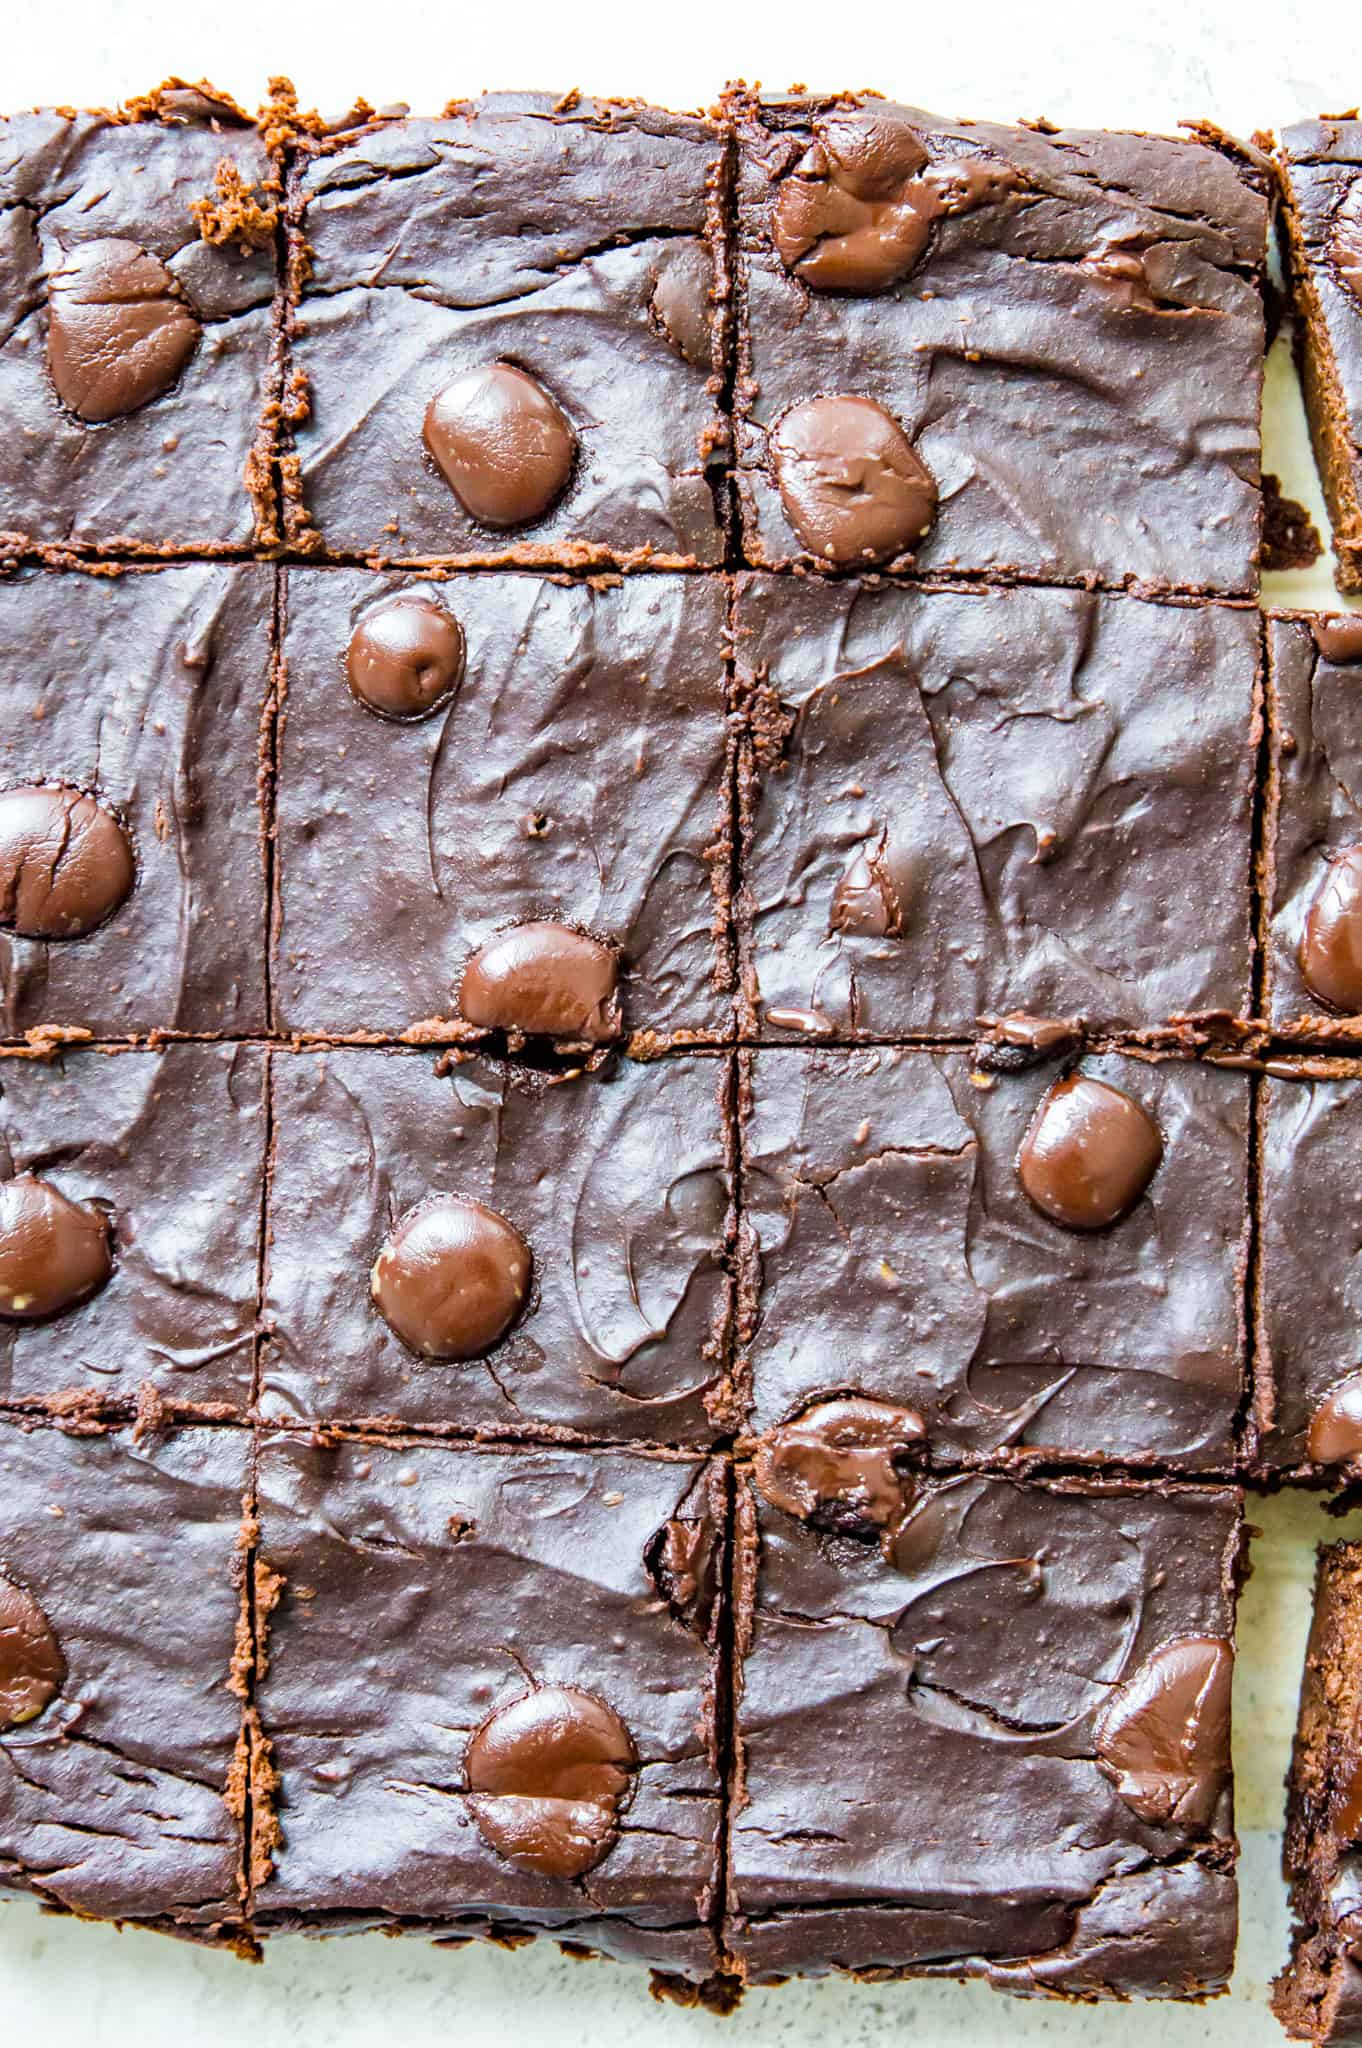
[282,97,727,567]
[0,1044,265,1413]
[0,1420,249,1932]
[740,1045,1249,1467]
[733,93,1265,592]
[250,1433,725,1978]
[274,569,732,1044]
[260,1047,735,1441]
[0,564,272,1039]
[728,1466,1241,1992]
[734,575,1259,1038]
[0,100,278,553]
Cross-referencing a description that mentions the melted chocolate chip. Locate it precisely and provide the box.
[1301,847,1362,1013]
[0,1174,113,1323]
[459,922,621,1042]
[423,364,575,529]
[465,1684,635,1878]
[1307,1371,1362,1465]
[829,845,902,937]
[47,239,200,423]
[345,597,466,721]
[1017,1074,1163,1232]
[771,396,937,565]
[1093,1636,1233,1831]
[371,1195,531,1361]
[1314,615,1362,665]
[645,1511,718,1637]
[0,785,135,940]
[0,1574,65,1730]
[972,1011,1085,1073]
[754,1397,926,1541]
[648,245,714,369]
[1078,247,1179,313]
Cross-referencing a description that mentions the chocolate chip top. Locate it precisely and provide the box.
[1314,615,1362,664]
[1301,847,1362,1013]
[0,784,135,940]
[770,396,937,565]
[465,1683,635,1878]
[0,1173,114,1322]
[345,596,466,721]
[1017,1074,1163,1231]
[1308,1370,1362,1465]
[754,1396,925,1540]
[423,364,576,529]
[47,239,200,423]
[370,1193,531,1361]
[1093,1636,1233,1832]
[649,244,715,368]
[0,1574,65,1730]
[828,844,904,938]
[458,922,621,1042]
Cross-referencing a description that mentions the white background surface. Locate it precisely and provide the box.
[7,2,1362,2039]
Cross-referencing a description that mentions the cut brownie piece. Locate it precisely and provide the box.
[259,1047,735,1441]
[282,96,728,567]
[0,1419,249,1935]
[0,92,279,553]
[250,1432,726,1981]
[0,564,272,1039]
[728,1463,1241,1992]
[733,92,1266,592]
[274,570,732,1045]
[0,1043,266,1414]
[740,1044,1249,1467]
[734,574,1259,1038]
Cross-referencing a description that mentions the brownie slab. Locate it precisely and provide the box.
[251,1433,725,1979]
[740,1045,1249,1467]
[283,97,727,566]
[733,93,1266,592]
[729,1465,1241,1992]
[0,1420,249,1932]
[0,564,272,1039]
[274,569,732,1044]
[735,575,1259,1038]
[0,96,278,553]
[260,1048,735,1440]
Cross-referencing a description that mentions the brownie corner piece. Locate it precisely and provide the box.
[281,95,729,566]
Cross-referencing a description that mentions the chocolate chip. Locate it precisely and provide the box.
[829,845,902,937]
[1017,1074,1162,1232]
[648,245,714,368]
[0,1173,114,1322]
[423,364,575,529]
[771,396,937,565]
[754,1396,926,1541]
[465,1684,635,1878]
[1301,847,1362,1013]
[345,596,466,722]
[0,1574,65,1730]
[370,1195,531,1361]
[1093,1636,1232,1831]
[47,239,200,423]
[1314,615,1362,664]
[1308,1371,1362,1465]
[459,923,621,1042]
[972,1011,1085,1073]
[644,1511,718,1638]
[0,785,135,940]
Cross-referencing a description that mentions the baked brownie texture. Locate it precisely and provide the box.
[739,1045,1249,1466]
[282,96,728,566]
[728,1466,1240,1990]
[0,1420,249,1933]
[0,564,272,1040]
[0,1044,266,1413]
[1265,612,1362,1043]
[734,574,1259,1039]
[0,95,279,553]
[250,1433,725,1978]
[259,1047,736,1440]
[732,93,1266,592]
[273,570,733,1044]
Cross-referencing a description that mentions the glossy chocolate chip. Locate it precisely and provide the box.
[754,1397,926,1540]
[465,1684,635,1878]
[0,1575,65,1730]
[1093,1636,1233,1831]
[645,1510,718,1638]
[423,364,575,528]
[829,845,902,937]
[48,239,200,423]
[1017,1074,1163,1232]
[345,597,466,721]
[459,923,621,1042]
[371,1194,531,1361]
[0,785,135,940]
[1307,1371,1362,1465]
[771,396,937,565]
[0,1174,113,1322]
[1314,615,1362,664]
[1301,847,1362,1012]
[649,245,714,368]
